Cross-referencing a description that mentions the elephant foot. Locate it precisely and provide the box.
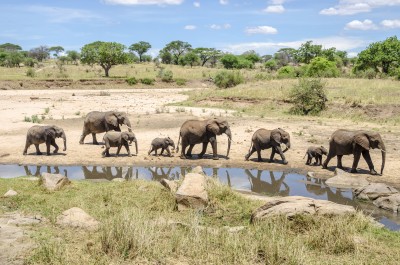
[180,155,187,160]
[23,152,27,156]
[322,164,328,169]
[198,154,204,159]
[282,160,288,165]
[36,152,42,155]
[53,150,58,154]
[350,168,358,173]
[79,141,84,145]
[370,169,378,175]
[212,156,219,160]
[186,154,192,158]
[306,162,310,165]
[128,154,132,157]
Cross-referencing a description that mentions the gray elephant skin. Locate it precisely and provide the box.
[148,137,175,157]
[79,111,132,145]
[23,125,67,156]
[245,128,290,164]
[304,146,328,166]
[176,118,232,160]
[322,129,386,175]
[102,131,137,157]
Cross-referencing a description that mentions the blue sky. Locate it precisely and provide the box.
[1,0,399,57]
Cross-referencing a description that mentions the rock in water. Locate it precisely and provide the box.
[175,173,208,211]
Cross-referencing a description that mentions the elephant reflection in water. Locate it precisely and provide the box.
[82,166,137,181]
[24,165,67,177]
[148,167,175,181]
[245,170,289,196]
[304,176,355,206]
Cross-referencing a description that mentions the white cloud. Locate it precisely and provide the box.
[103,0,183,5]
[219,0,229,5]
[270,0,285,4]
[26,5,103,23]
[320,0,400,16]
[263,5,285,13]
[245,26,278,35]
[184,25,196,30]
[193,1,200,7]
[381,19,400,29]
[345,19,378,30]
[210,23,231,30]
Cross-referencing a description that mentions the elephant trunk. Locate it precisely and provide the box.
[125,119,132,132]
[225,128,232,158]
[282,142,290,153]
[134,140,138,155]
[62,133,67,151]
[380,143,386,175]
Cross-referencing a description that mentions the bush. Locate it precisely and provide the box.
[26,68,35,78]
[175,78,187,86]
[235,57,253,69]
[158,69,173,82]
[289,79,327,115]
[126,77,138,85]
[265,59,278,71]
[277,66,296,78]
[220,54,238,69]
[140,78,154,85]
[305,57,339,78]
[214,71,244,89]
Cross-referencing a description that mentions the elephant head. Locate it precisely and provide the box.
[271,128,290,152]
[354,131,386,174]
[318,146,328,156]
[165,137,175,150]
[46,126,67,151]
[105,111,132,132]
[206,118,232,157]
[122,132,138,155]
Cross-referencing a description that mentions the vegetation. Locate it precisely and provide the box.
[140,77,155,85]
[214,70,244,88]
[289,79,327,115]
[129,41,152,63]
[126,77,138,85]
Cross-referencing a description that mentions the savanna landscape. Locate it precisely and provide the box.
[1,17,400,265]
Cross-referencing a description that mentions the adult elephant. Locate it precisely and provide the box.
[322,129,386,175]
[244,128,290,164]
[23,125,67,155]
[176,118,232,160]
[79,111,132,145]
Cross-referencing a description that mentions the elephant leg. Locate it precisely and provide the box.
[306,154,312,165]
[160,148,165,155]
[269,148,276,162]
[34,144,42,155]
[23,140,30,155]
[148,146,154,155]
[337,155,344,169]
[255,145,263,162]
[103,141,111,157]
[275,146,288,165]
[166,147,172,157]
[245,146,256,161]
[322,150,335,169]
[186,144,195,158]
[92,133,99,145]
[124,142,131,157]
[155,148,158,157]
[350,151,361,173]
[180,141,188,159]
[209,137,218,160]
[361,151,377,175]
[51,139,59,154]
[45,140,52,156]
[198,142,208,158]
[79,127,90,144]
[316,155,322,166]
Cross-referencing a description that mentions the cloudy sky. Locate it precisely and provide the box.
[0,0,399,57]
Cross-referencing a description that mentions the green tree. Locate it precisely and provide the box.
[194,47,220,66]
[163,40,192,65]
[129,41,151,62]
[220,54,238,69]
[0,43,22,52]
[274,48,297,67]
[305,57,339,78]
[295,41,322,64]
[159,49,173,64]
[28,46,50,62]
[49,46,64,57]
[5,52,24,67]
[180,51,199,67]
[242,50,261,64]
[354,36,400,75]
[265,59,278,71]
[66,50,80,65]
[80,41,130,77]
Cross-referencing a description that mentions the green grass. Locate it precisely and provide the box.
[0,177,399,264]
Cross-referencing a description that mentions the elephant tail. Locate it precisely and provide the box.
[303,153,307,159]
[176,132,181,153]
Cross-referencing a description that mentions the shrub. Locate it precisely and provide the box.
[289,79,327,115]
[175,78,187,86]
[277,66,296,79]
[126,77,138,85]
[235,57,254,69]
[159,69,173,82]
[265,59,278,71]
[305,57,339,78]
[26,68,35,78]
[220,54,238,69]
[140,78,155,85]
[363,68,377,79]
[214,71,244,89]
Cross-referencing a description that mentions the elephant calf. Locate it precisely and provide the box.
[245,128,291,164]
[148,137,175,157]
[303,146,328,166]
[102,131,137,157]
[23,125,67,156]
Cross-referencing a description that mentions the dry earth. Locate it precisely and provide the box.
[0,87,399,187]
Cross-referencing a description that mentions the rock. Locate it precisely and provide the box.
[325,168,369,189]
[0,212,46,226]
[250,196,356,223]
[354,183,399,201]
[373,194,400,213]
[41,172,70,191]
[112,178,126,182]
[56,207,99,231]
[4,189,18,197]
[191,166,204,175]
[307,172,315,178]
[175,172,208,211]
[160,179,179,193]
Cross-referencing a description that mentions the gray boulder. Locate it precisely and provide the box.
[251,196,356,222]
[3,189,18,197]
[56,207,99,231]
[373,194,400,213]
[354,183,399,201]
[41,172,70,191]
[325,168,369,189]
[175,172,208,211]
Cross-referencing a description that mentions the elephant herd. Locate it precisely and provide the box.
[23,111,386,176]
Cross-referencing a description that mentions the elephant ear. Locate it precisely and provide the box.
[206,119,220,135]
[355,134,370,150]
[271,129,282,144]
[105,112,118,128]
[45,127,56,139]
[315,147,323,156]
[122,132,129,142]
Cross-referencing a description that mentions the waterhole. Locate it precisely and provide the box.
[1,164,399,231]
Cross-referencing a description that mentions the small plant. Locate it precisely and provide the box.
[126,77,138,85]
[277,66,296,79]
[175,78,187,86]
[214,71,244,89]
[26,68,35,78]
[140,78,154,85]
[24,116,32,122]
[289,79,327,116]
[44,107,50,114]
[99,91,110,96]
[158,69,173,82]
[24,115,41,123]
[175,107,186,113]
[75,111,81,116]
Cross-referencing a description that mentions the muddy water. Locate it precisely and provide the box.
[1,164,399,231]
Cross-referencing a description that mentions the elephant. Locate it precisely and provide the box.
[245,170,289,196]
[244,128,291,164]
[79,111,132,145]
[102,131,137,157]
[148,137,175,157]
[23,125,67,156]
[322,129,386,175]
[303,145,328,166]
[176,118,232,160]
[82,166,137,181]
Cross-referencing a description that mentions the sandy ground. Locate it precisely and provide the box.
[0,88,399,187]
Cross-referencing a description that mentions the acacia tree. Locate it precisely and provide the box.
[129,41,151,62]
[194,47,220,66]
[0,43,22,52]
[163,40,192,65]
[66,50,80,65]
[49,46,64,57]
[180,51,199,67]
[80,41,129,77]
[28,46,50,62]
[295,41,322,64]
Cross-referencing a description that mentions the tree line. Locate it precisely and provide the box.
[0,36,399,79]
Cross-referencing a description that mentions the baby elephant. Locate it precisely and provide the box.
[102,131,138,157]
[148,137,175,157]
[23,125,67,156]
[304,146,328,166]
